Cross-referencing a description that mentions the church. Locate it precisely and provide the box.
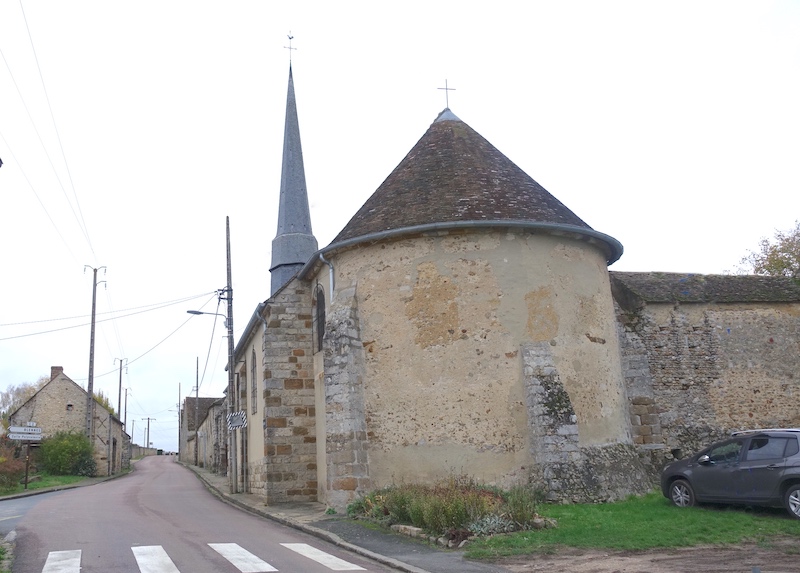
[220,65,800,509]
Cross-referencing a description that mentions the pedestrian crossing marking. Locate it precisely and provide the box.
[132,546,181,573]
[42,550,81,573]
[208,543,278,572]
[41,542,368,572]
[280,543,366,571]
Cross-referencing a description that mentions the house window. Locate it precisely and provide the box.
[314,285,326,353]
[251,347,257,414]
[66,403,73,411]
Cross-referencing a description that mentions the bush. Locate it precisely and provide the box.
[0,437,25,489]
[38,431,97,477]
[347,475,539,536]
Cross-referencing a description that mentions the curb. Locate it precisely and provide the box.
[186,465,434,573]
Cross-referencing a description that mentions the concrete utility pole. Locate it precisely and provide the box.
[194,357,199,466]
[114,358,126,420]
[142,417,155,452]
[225,216,237,493]
[84,266,106,440]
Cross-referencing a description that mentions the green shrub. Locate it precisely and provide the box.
[347,475,528,536]
[0,438,25,489]
[38,431,96,476]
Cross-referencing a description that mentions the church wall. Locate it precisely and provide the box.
[323,229,637,504]
[617,299,800,467]
[258,280,317,502]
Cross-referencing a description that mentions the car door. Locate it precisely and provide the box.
[737,436,791,503]
[690,438,745,501]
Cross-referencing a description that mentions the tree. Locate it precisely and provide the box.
[740,221,800,279]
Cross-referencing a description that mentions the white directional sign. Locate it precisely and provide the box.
[8,433,42,441]
[9,426,42,434]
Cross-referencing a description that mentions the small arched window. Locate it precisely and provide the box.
[314,285,326,353]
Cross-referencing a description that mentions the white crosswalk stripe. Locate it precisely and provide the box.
[131,546,181,573]
[280,543,366,571]
[208,543,278,572]
[42,550,81,573]
[40,542,368,572]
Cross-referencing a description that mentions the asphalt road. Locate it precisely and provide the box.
[11,456,396,572]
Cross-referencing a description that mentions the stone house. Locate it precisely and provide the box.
[9,366,129,476]
[179,395,224,468]
[206,64,800,509]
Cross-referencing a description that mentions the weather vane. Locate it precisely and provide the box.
[438,79,455,109]
[284,32,296,64]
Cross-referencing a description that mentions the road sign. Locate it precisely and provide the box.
[8,433,42,441]
[227,411,247,430]
[8,426,42,434]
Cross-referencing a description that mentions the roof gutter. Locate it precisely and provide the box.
[299,220,623,280]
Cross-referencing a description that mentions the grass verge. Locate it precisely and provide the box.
[465,492,800,559]
[0,474,83,497]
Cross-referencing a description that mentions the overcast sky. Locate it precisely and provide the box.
[1,1,799,451]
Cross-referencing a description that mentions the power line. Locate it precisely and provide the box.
[0,291,216,327]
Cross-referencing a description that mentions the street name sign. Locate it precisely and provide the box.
[8,433,42,441]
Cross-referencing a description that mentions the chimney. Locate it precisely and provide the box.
[51,366,64,380]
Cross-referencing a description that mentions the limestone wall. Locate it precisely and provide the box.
[321,229,636,504]
[617,298,800,465]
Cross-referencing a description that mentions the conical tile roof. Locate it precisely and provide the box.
[331,109,621,262]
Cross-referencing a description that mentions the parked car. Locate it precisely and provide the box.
[661,428,800,519]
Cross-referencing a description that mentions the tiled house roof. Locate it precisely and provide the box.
[330,109,622,262]
[184,397,223,432]
[611,271,800,309]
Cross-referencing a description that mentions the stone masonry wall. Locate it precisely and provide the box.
[616,300,800,470]
[523,342,651,502]
[261,282,317,502]
[322,286,371,510]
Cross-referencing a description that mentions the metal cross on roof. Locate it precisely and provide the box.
[438,79,456,109]
[284,33,296,63]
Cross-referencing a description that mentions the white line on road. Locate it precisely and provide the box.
[42,550,81,573]
[131,546,181,573]
[280,543,366,571]
[208,543,278,572]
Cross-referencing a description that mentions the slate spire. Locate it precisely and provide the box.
[270,64,318,294]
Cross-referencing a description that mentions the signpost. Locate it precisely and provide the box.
[8,423,42,489]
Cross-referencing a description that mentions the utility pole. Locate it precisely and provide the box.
[194,357,199,466]
[114,358,126,421]
[142,417,155,452]
[84,266,106,441]
[124,388,129,432]
[225,216,237,493]
[177,383,181,460]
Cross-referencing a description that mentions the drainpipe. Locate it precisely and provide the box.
[319,253,334,300]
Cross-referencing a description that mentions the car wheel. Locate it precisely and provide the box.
[669,479,696,508]
[784,484,800,519]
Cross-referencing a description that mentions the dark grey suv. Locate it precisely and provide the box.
[661,428,800,519]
